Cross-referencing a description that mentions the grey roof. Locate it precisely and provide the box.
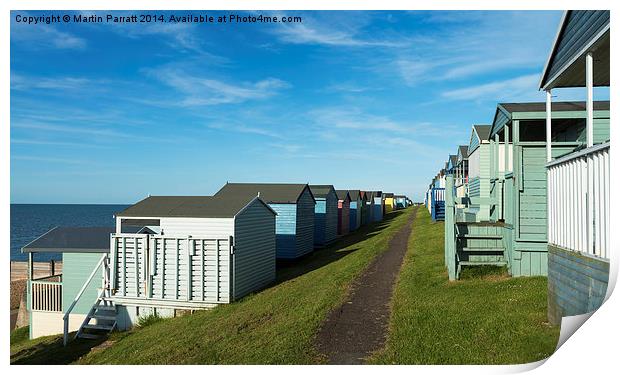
[117,195,275,218]
[473,125,492,140]
[499,101,609,114]
[540,11,609,90]
[348,190,361,200]
[383,192,394,198]
[449,155,457,166]
[22,227,114,254]
[335,190,351,201]
[215,183,314,204]
[309,185,335,199]
[458,145,469,159]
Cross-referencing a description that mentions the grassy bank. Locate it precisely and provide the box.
[12,209,413,365]
[370,208,560,364]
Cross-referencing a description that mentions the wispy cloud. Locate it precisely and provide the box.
[146,67,291,106]
[441,73,540,101]
[270,12,408,48]
[11,13,86,49]
[11,155,94,165]
[208,123,284,138]
[11,74,95,91]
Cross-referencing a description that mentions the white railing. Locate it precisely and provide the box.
[547,142,609,259]
[31,278,62,312]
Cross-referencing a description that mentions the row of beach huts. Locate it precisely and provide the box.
[426,11,610,326]
[21,182,410,342]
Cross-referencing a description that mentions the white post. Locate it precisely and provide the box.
[586,52,594,148]
[546,90,552,162]
[586,51,594,254]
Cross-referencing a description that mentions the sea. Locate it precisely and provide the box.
[10,204,129,261]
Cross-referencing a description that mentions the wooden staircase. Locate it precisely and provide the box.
[455,223,506,279]
[76,296,116,340]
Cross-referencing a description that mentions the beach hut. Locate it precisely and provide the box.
[383,193,395,214]
[347,190,363,231]
[215,183,315,260]
[360,191,370,226]
[539,10,610,325]
[367,191,383,222]
[22,227,115,340]
[464,125,492,221]
[394,195,407,209]
[309,185,338,247]
[489,100,609,278]
[336,190,351,236]
[455,145,469,199]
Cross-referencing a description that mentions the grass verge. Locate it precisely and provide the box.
[12,208,413,365]
[369,208,560,364]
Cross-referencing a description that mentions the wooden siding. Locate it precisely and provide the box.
[468,148,481,178]
[270,203,298,259]
[337,198,350,235]
[295,188,316,258]
[159,217,234,237]
[349,200,362,231]
[61,253,104,315]
[313,193,338,246]
[547,244,609,324]
[545,11,610,85]
[372,197,383,221]
[234,199,276,299]
[111,234,231,304]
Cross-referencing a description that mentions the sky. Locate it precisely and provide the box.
[9,10,609,204]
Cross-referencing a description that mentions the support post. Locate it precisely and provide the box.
[546,89,552,162]
[586,52,594,148]
[445,175,456,280]
[586,51,594,253]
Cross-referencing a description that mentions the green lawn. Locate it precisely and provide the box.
[369,208,560,364]
[11,209,413,365]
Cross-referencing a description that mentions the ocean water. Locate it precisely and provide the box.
[10,204,129,261]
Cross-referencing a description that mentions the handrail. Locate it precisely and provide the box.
[63,253,107,346]
[546,141,610,168]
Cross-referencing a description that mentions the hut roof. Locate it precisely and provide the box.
[215,183,314,204]
[117,195,276,218]
[22,227,115,254]
[499,101,609,114]
[309,185,335,199]
[348,190,361,200]
[335,190,351,201]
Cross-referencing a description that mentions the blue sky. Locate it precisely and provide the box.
[10,10,609,203]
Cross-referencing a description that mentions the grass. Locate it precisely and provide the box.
[369,208,560,364]
[11,208,413,365]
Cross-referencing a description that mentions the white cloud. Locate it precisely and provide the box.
[441,73,540,101]
[11,14,86,49]
[11,74,94,91]
[147,68,291,106]
[270,12,408,48]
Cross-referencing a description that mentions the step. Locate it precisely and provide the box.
[78,333,103,340]
[90,314,117,321]
[459,261,507,267]
[457,234,502,239]
[83,323,115,331]
[96,305,116,312]
[461,247,505,252]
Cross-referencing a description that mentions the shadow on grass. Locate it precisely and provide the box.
[275,210,405,284]
[10,333,107,365]
[459,265,509,281]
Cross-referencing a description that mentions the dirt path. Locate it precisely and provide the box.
[315,207,417,364]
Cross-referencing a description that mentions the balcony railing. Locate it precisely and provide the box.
[31,275,62,312]
[547,142,610,259]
